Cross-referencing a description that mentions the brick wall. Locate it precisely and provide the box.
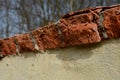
[0,4,120,57]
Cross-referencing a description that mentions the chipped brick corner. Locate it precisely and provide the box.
[1,4,120,57]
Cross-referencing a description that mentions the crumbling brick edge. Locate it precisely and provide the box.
[0,4,120,58]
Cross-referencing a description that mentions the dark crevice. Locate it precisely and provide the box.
[0,56,5,61]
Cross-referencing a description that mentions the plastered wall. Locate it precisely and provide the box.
[0,39,120,80]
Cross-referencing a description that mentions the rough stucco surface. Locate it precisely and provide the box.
[0,39,120,80]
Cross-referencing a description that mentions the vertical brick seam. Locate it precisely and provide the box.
[0,4,120,57]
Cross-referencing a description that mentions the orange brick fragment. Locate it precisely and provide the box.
[0,38,16,56]
[59,21,101,47]
[103,6,120,38]
[32,24,62,50]
[14,33,35,53]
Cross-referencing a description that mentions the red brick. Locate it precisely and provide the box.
[14,33,35,53]
[0,38,16,56]
[103,6,120,38]
[58,20,101,47]
[32,24,62,50]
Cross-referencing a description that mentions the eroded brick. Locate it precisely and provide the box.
[1,4,120,55]
[103,7,120,38]
[0,38,16,56]
[14,33,35,53]
[32,24,62,50]
[58,21,101,47]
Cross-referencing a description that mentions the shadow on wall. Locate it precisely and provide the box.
[49,38,120,61]
[48,42,103,61]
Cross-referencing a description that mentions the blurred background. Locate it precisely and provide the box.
[0,0,120,38]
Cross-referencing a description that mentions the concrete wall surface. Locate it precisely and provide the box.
[0,39,120,80]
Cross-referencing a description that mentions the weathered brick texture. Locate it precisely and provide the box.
[0,4,120,57]
[32,24,62,50]
[103,7,120,38]
[0,38,16,56]
[14,33,35,53]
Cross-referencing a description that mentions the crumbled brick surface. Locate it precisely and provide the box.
[1,4,120,57]
[32,24,62,50]
[14,33,35,53]
[0,38,16,56]
[59,8,108,46]
[103,7,120,38]
[32,9,102,50]
[59,16,101,46]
